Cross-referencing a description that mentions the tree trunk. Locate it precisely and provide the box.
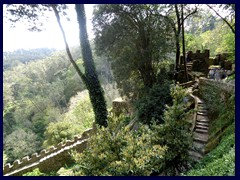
[175,4,181,73]
[181,4,188,82]
[175,39,180,72]
[75,4,108,127]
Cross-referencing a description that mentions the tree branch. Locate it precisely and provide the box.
[207,4,235,34]
[51,4,87,83]
[182,7,198,23]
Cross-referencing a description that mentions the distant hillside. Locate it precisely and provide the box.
[3,48,57,70]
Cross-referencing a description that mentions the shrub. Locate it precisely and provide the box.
[151,85,193,175]
[71,115,166,176]
[72,84,193,176]
[23,168,46,176]
[23,168,57,176]
[135,82,172,124]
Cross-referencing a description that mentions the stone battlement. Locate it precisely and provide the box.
[4,128,94,176]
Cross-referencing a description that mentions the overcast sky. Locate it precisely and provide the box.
[3,4,95,52]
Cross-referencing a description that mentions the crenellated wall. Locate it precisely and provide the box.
[189,49,210,75]
[3,128,95,176]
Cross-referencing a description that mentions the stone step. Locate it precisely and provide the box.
[198,109,208,114]
[191,155,201,162]
[192,141,205,151]
[189,150,203,158]
[198,108,208,112]
[193,136,208,144]
[197,112,208,116]
[197,115,209,121]
[193,132,208,143]
[195,125,209,130]
[196,118,209,123]
[195,128,208,134]
[189,150,203,161]
[198,106,209,110]
[196,98,204,104]
[196,122,209,127]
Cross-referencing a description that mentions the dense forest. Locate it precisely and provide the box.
[3,4,235,176]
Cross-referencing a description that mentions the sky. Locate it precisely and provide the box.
[3,4,95,52]
[3,4,231,52]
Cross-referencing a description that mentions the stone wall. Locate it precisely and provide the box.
[198,77,234,112]
[198,77,235,153]
[188,49,210,75]
[210,53,234,70]
[3,128,95,176]
[199,77,235,94]
[112,97,131,116]
[188,49,210,62]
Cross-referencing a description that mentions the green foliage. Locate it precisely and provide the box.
[72,115,166,176]
[71,84,192,176]
[3,102,17,136]
[93,4,174,98]
[57,167,74,176]
[136,82,172,124]
[3,46,113,162]
[3,48,56,70]
[23,168,46,176]
[185,22,235,57]
[3,50,85,161]
[227,73,235,81]
[4,129,41,163]
[23,168,57,176]
[43,91,94,147]
[186,146,235,176]
[3,151,8,166]
[151,85,193,175]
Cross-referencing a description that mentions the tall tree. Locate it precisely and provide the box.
[181,4,188,82]
[161,4,197,72]
[93,4,174,99]
[75,4,108,127]
[174,4,181,72]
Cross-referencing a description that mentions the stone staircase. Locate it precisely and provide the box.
[187,84,209,162]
